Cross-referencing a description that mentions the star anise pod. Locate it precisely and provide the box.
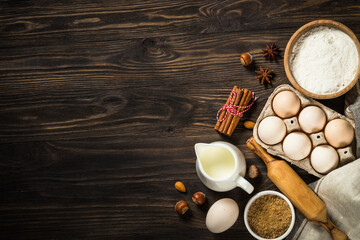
[262,43,279,60]
[255,66,273,84]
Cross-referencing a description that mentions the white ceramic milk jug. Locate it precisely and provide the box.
[195,141,254,193]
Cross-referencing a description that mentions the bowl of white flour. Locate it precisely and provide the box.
[284,20,360,99]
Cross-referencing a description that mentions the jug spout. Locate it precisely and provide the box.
[194,143,209,164]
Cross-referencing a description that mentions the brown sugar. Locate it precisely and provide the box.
[247,194,292,239]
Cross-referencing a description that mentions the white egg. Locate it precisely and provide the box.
[298,106,327,134]
[272,90,301,118]
[311,145,339,174]
[282,132,312,160]
[325,119,354,148]
[258,116,286,145]
[206,198,239,233]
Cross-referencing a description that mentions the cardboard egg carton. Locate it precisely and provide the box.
[253,84,356,178]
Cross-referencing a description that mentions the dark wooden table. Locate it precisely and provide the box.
[1,1,359,239]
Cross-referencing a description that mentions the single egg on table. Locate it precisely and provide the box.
[283,132,312,160]
[324,119,354,148]
[310,145,339,174]
[206,198,239,233]
[272,90,301,118]
[258,116,286,145]
[298,106,327,133]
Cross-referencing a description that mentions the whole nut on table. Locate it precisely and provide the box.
[174,181,186,192]
[175,200,189,215]
[240,53,252,66]
[244,120,255,129]
[248,165,259,178]
[192,192,206,205]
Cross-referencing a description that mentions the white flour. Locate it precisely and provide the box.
[290,26,359,94]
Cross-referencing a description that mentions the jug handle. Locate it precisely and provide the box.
[236,176,254,194]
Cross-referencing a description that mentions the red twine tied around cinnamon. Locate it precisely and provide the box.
[216,91,257,123]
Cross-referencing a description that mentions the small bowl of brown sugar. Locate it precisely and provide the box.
[244,191,295,240]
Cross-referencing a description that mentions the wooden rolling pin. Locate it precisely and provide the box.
[246,137,347,240]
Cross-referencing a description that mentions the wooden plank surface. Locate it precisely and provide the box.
[0,0,359,239]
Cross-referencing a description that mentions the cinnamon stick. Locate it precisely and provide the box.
[226,89,252,136]
[214,85,238,131]
[220,88,243,134]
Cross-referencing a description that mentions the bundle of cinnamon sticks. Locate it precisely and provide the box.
[214,86,253,136]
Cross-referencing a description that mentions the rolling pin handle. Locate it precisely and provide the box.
[325,216,348,240]
[246,137,275,166]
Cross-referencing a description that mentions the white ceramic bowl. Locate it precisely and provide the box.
[244,190,295,240]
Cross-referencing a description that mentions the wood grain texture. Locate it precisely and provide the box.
[0,0,358,239]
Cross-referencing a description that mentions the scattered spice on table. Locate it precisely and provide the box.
[262,43,280,60]
[248,194,292,239]
[255,67,274,84]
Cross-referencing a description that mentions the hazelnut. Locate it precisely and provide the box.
[175,200,189,215]
[240,53,252,66]
[248,164,259,178]
[244,120,255,129]
[192,192,206,205]
[174,181,186,192]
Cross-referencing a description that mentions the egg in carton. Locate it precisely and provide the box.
[253,84,356,178]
